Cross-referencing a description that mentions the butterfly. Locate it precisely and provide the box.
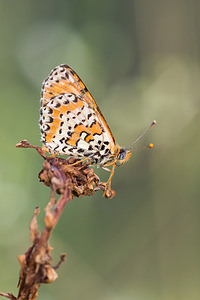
[40,64,156,195]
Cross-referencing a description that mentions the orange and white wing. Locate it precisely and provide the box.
[40,65,117,164]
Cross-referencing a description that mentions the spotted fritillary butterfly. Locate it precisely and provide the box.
[40,64,155,193]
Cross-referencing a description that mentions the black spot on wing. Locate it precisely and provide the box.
[77,149,85,153]
[54,145,59,151]
[59,137,65,144]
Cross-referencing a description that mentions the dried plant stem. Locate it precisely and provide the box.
[0,140,114,300]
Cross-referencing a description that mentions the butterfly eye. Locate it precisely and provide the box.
[116,148,132,167]
[116,148,127,167]
[118,148,127,161]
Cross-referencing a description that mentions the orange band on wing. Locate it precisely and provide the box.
[85,134,94,143]
[90,121,102,135]
[48,125,57,135]
[66,136,78,146]
[51,118,60,127]
[75,98,84,109]
[45,133,55,143]
[74,124,89,135]
[52,109,62,118]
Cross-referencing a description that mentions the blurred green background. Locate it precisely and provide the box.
[0,1,200,299]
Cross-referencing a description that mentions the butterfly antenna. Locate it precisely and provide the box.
[126,120,156,149]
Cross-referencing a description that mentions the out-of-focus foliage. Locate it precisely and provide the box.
[0,1,200,299]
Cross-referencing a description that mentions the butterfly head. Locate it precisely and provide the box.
[115,147,132,167]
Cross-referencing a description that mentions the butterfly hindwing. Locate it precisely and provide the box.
[40,92,114,163]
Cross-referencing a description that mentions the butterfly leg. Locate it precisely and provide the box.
[69,157,91,166]
[102,164,116,197]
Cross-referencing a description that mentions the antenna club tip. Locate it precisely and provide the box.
[149,143,154,148]
[151,120,156,127]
